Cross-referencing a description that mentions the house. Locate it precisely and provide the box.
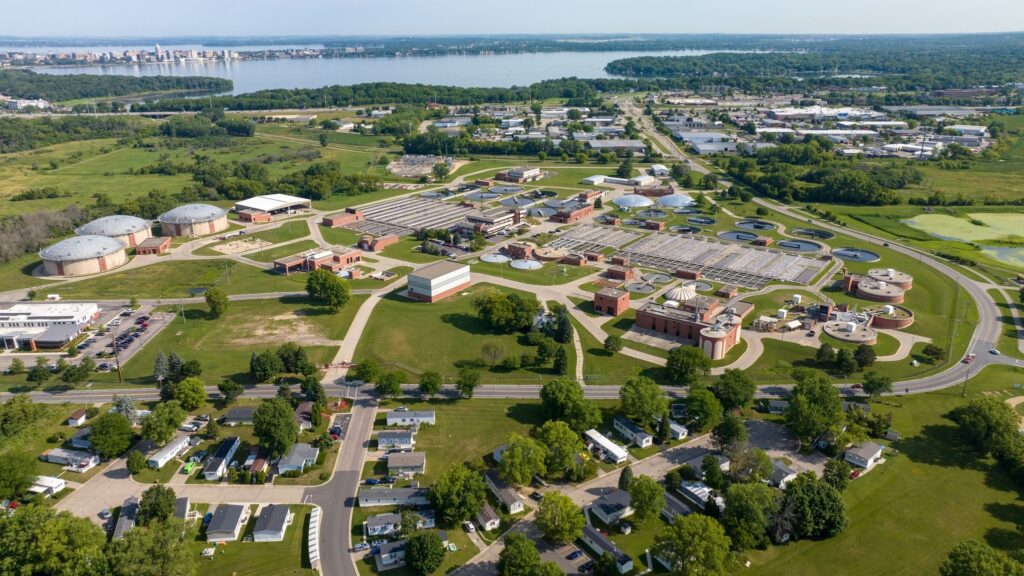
[148,435,190,469]
[203,436,241,481]
[223,407,255,426]
[294,401,315,431]
[375,540,407,572]
[670,404,687,420]
[358,487,431,508]
[581,526,634,574]
[678,480,725,512]
[40,448,99,473]
[484,469,525,514]
[279,443,319,475]
[27,475,66,498]
[767,400,789,415]
[386,411,436,427]
[684,452,730,474]
[591,489,634,525]
[206,504,245,542]
[653,416,688,440]
[649,164,670,177]
[770,460,798,489]
[367,511,435,537]
[584,429,629,464]
[377,430,415,450]
[174,497,191,520]
[66,409,88,427]
[68,426,93,450]
[253,504,294,542]
[477,503,500,531]
[660,492,692,524]
[613,416,653,448]
[845,442,885,469]
[388,452,426,477]
[113,497,139,540]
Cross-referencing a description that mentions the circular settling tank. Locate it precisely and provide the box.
[625,282,656,294]
[687,281,714,292]
[674,208,701,215]
[718,230,759,242]
[777,239,823,252]
[500,196,534,208]
[641,272,672,284]
[736,220,778,231]
[636,209,668,219]
[792,228,835,240]
[833,247,880,262]
[481,254,510,264]
[490,186,523,195]
[510,259,543,270]
[671,226,702,234]
[688,217,716,225]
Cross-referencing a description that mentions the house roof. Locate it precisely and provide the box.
[485,469,523,507]
[377,540,406,556]
[477,503,499,525]
[174,497,190,519]
[594,489,632,517]
[378,430,415,442]
[367,512,402,529]
[281,443,318,469]
[847,442,884,461]
[253,504,290,534]
[388,452,425,468]
[207,504,245,535]
[224,407,255,422]
[68,409,87,420]
[410,260,468,281]
[112,497,139,540]
[771,460,796,484]
[582,525,631,564]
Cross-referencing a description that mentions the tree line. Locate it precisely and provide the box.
[0,69,232,101]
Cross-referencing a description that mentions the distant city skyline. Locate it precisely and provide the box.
[2,0,1023,38]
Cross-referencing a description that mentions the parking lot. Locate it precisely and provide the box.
[538,538,590,575]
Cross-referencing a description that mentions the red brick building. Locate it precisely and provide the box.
[549,202,595,224]
[644,220,666,231]
[634,297,746,360]
[135,236,171,255]
[606,265,636,281]
[359,234,399,252]
[594,288,630,316]
[505,242,536,260]
[322,208,364,228]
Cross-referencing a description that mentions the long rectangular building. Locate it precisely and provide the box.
[406,261,471,303]
[0,302,99,350]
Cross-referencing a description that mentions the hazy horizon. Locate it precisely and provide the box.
[3,0,1023,38]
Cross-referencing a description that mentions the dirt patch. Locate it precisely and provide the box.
[228,317,337,347]
[1005,396,1024,432]
[211,238,272,255]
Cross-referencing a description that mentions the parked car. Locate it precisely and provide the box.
[382,476,397,484]
[530,491,544,501]
[352,542,370,553]
[371,540,387,547]
[99,508,111,520]
[990,349,1001,355]
[195,414,210,422]
[394,406,408,412]
[579,560,595,573]
[364,478,378,486]
[462,521,476,533]
[567,550,584,561]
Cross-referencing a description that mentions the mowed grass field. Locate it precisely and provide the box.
[101,295,366,385]
[747,365,1024,576]
[355,284,576,382]
[190,504,317,576]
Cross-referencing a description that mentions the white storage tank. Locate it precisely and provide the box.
[664,300,680,308]
[882,305,895,315]
[777,309,788,319]
[792,294,802,305]
[844,321,857,333]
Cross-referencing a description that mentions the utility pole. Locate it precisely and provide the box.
[112,336,123,383]
[961,367,971,397]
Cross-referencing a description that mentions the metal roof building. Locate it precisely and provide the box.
[39,235,128,277]
[75,215,152,247]
[612,194,654,209]
[158,204,229,237]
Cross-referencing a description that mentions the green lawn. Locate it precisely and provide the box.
[193,222,312,256]
[0,401,102,480]
[101,295,366,385]
[351,502,479,576]
[748,364,1024,576]
[570,316,669,385]
[47,259,312,300]
[469,260,598,286]
[988,288,1024,359]
[355,284,575,382]
[132,461,181,484]
[246,240,321,263]
[380,237,446,264]
[320,226,364,247]
[191,504,317,576]
[0,252,58,292]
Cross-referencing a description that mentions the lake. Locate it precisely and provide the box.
[30,49,717,94]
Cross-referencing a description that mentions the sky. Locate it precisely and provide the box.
[2,0,1023,37]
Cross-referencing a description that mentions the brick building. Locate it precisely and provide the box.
[634,296,751,359]
[322,208,364,228]
[594,288,630,316]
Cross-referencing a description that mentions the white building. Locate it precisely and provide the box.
[252,504,293,542]
[233,194,311,221]
[584,429,629,464]
[485,470,524,514]
[148,435,190,469]
[948,125,989,137]
[28,475,66,497]
[649,164,670,177]
[386,411,436,427]
[0,302,99,350]
[613,416,653,448]
[406,261,471,303]
[845,442,885,469]
[678,480,725,511]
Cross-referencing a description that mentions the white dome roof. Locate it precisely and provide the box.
[613,194,654,208]
[657,194,694,207]
[76,215,150,237]
[40,235,126,262]
[665,284,697,302]
[158,203,226,224]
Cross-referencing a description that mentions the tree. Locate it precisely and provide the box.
[592,552,619,576]
[628,475,665,524]
[780,473,847,539]
[861,371,893,399]
[922,343,947,363]
[714,369,756,411]
[141,401,186,445]
[702,454,728,490]
[138,484,176,526]
[456,367,481,398]
[0,505,107,576]
[616,157,634,179]
[666,346,711,385]
[949,397,1021,458]
[552,307,574,344]
[300,376,326,404]
[127,449,146,474]
[721,482,778,551]
[112,394,136,422]
[205,418,220,440]
[375,371,405,398]
[657,410,672,443]
[540,378,601,434]
[26,356,50,384]
[8,357,25,374]
[620,376,667,425]
[305,268,351,311]
[654,514,732,576]
[406,532,445,576]
[107,518,196,576]
[217,380,243,405]
[352,358,382,383]
[319,133,329,147]
[815,342,836,365]
[429,464,487,527]
[940,540,1024,576]
[603,335,623,354]
[785,369,844,444]
[712,414,748,450]
[249,350,284,383]
[253,398,299,457]
[536,562,564,576]
[853,344,877,369]
[535,420,582,479]
[686,389,724,432]
[204,287,229,318]
[90,412,134,458]
[167,352,183,383]
[497,531,542,576]
[0,451,36,500]
[536,491,585,543]
[835,348,858,375]
[419,371,443,398]
[499,433,548,486]
[552,346,569,376]
[400,509,421,538]
[822,459,851,491]
[473,289,538,333]
[481,341,506,367]
[172,376,206,411]
[277,342,312,374]
[726,443,774,484]
[618,464,634,490]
